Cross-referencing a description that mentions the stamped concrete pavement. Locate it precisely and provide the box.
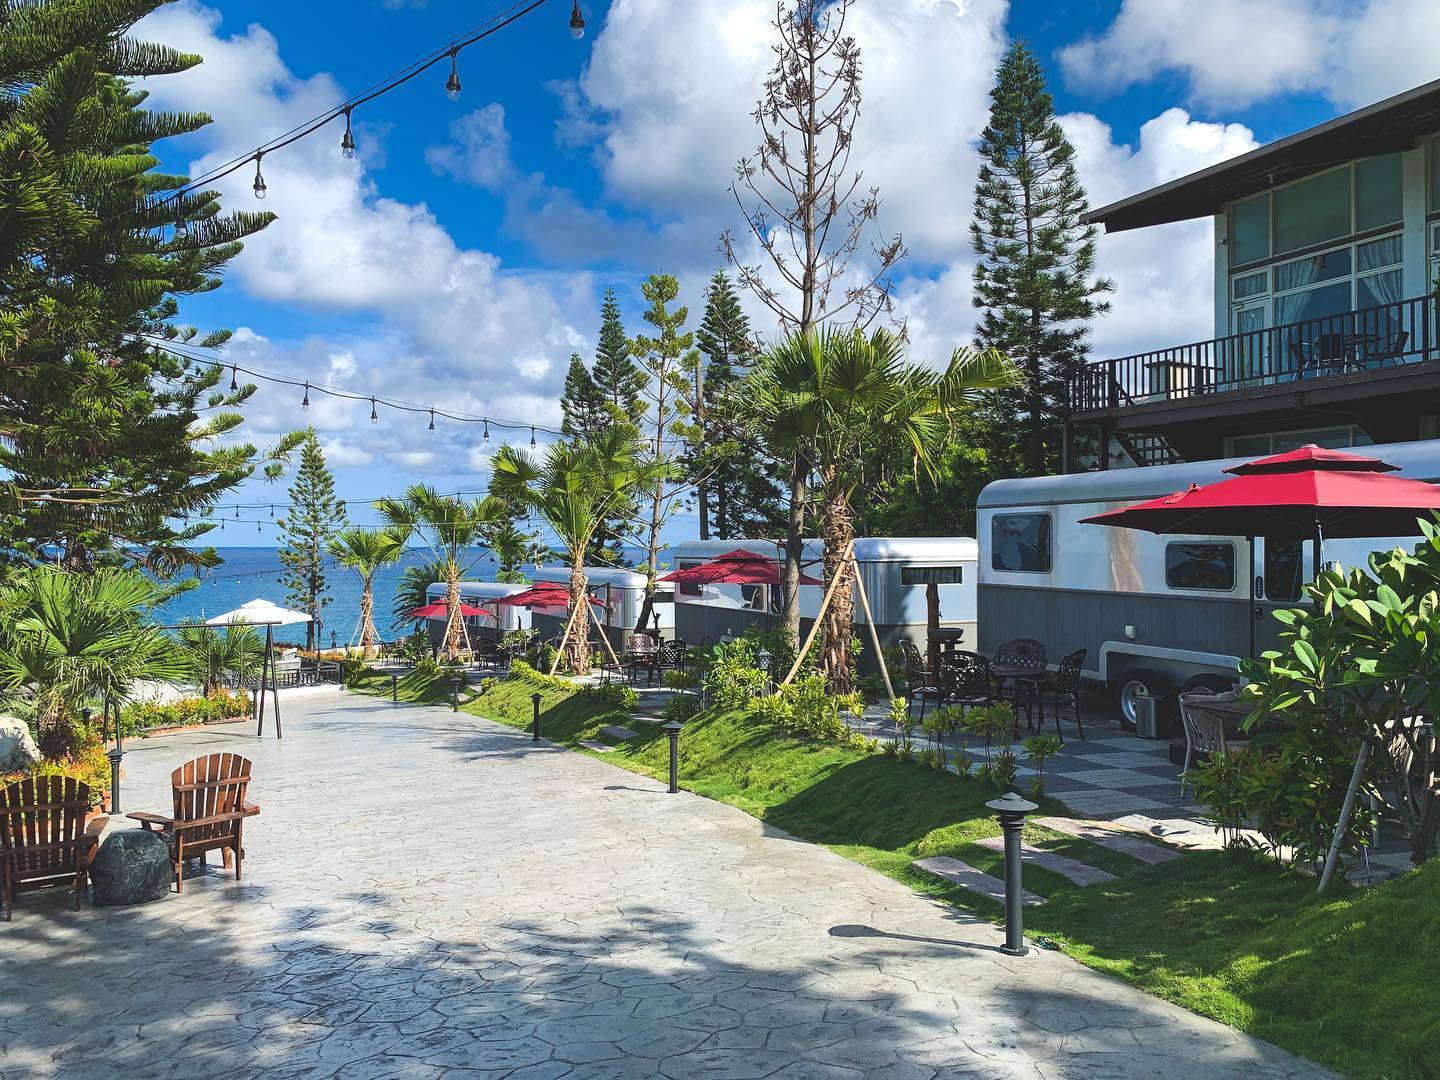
[0,694,1332,1079]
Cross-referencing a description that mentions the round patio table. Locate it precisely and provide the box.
[928,628,966,654]
[991,663,1047,731]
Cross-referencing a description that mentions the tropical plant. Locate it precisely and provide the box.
[1023,733,1063,798]
[175,623,264,697]
[328,526,407,658]
[700,638,769,709]
[375,486,510,661]
[746,327,1020,692]
[490,426,664,674]
[391,558,450,632]
[478,517,548,584]
[0,566,186,756]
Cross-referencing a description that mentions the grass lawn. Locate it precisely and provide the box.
[353,668,1439,1079]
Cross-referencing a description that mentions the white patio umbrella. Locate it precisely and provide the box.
[204,600,312,738]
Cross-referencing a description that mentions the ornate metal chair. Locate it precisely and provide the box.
[1039,648,1087,741]
[899,638,939,717]
[937,651,995,716]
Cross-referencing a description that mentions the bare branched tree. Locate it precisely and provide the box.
[721,0,906,648]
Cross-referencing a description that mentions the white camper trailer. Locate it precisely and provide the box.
[977,438,1440,724]
[670,537,978,671]
[528,566,674,648]
[423,581,530,643]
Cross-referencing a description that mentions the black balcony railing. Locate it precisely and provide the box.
[1070,293,1440,414]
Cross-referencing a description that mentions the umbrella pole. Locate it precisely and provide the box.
[272,623,283,739]
[1247,536,1255,663]
[256,624,271,737]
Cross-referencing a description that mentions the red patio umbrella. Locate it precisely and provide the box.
[409,601,490,619]
[491,582,602,608]
[658,548,822,586]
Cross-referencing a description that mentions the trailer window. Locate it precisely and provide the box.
[901,566,964,585]
[991,514,1051,573]
[1165,542,1236,591]
[1263,540,1304,601]
[674,562,703,598]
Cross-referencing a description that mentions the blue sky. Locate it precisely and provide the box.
[135,0,1439,547]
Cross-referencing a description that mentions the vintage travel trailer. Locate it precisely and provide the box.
[529,566,674,648]
[670,537,978,672]
[977,438,1440,723]
[422,580,531,644]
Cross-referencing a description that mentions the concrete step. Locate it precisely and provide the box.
[913,856,1046,906]
[973,837,1116,886]
[578,740,616,754]
[1033,816,1181,865]
[601,725,640,741]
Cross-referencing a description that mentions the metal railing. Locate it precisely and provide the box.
[1070,293,1439,414]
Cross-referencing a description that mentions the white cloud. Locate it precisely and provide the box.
[1059,0,1440,110]
[426,104,515,191]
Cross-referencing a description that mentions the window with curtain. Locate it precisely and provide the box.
[1274,168,1352,254]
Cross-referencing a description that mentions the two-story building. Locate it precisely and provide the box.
[1067,77,1440,471]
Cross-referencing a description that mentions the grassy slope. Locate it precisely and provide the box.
[353,670,1439,1079]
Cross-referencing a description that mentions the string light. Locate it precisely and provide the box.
[269,504,274,517]
[370,398,379,423]
[569,0,586,39]
[103,243,118,265]
[302,383,311,409]
[340,110,356,159]
[483,420,490,442]
[173,213,188,240]
[428,409,436,431]
[530,426,537,448]
[252,155,267,200]
[230,366,239,391]
[445,51,462,100]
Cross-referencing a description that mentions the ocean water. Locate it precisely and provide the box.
[157,547,504,647]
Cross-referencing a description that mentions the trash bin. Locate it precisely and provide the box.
[1134,693,1163,739]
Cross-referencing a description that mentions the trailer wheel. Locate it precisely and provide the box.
[1181,673,1236,695]
[1115,669,1164,729]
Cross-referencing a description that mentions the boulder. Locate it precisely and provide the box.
[90,829,172,906]
[0,716,40,774]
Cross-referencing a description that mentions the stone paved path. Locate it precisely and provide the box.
[0,694,1332,1079]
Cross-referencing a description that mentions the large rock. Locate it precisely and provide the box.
[90,830,172,906]
[0,716,40,774]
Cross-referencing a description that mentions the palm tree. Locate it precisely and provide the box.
[391,556,451,634]
[175,623,265,697]
[478,517,550,584]
[375,487,510,660]
[490,427,663,675]
[328,527,408,659]
[0,566,187,756]
[746,328,1021,693]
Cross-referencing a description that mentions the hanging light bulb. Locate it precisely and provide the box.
[235,505,241,518]
[370,398,379,423]
[428,409,436,432]
[230,366,239,391]
[445,51,462,100]
[257,521,262,534]
[269,504,274,518]
[340,110,356,160]
[103,242,118,265]
[302,383,311,409]
[569,0,586,38]
[174,212,189,240]
[530,426,537,448]
[252,155,267,200]
[483,419,490,443]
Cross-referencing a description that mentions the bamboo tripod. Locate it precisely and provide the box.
[778,541,895,700]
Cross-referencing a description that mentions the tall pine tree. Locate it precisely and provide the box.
[971,41,1112,478]
[591,287,647,424]
[278,432,345,651]
[560,353,607,439]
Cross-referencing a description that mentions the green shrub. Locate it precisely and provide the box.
[1022,734,1063,798]
[889,696,918,761]
[509,659,576,693]
[752,673,866,747]
[661,669,697,691]
[585,682,638,710]
[118,689,252,736]
[663,693,701,722]
[478,677,499,695]
[702,638,768,708]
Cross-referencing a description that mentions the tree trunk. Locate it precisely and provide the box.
[819,480,855,695]
[634,483,665,635]
[716,481,729,540]
[780,457,808,650]
[444,564,463,661]
[359,579,377,660]
[567,556,591,674]
[698,483,711,541]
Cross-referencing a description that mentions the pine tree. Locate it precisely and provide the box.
[971,41,1112,478]
[278,432,345,651]
[591,287,647,423]
[691,271,780,539]
[560,353,607,439]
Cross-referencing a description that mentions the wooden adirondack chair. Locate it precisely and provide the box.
[128,754,259,893]
[0,776,96,921]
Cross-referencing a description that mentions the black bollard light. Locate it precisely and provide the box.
[986,791,1038,956]
[391,673,398,703]
[107,748,124,814]
[531,692,542,742]
[452,676,462,712]
[663,720,683,793]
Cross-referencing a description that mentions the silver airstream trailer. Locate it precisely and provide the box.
[423,580,530,644]
[670,537,978,672]
[976,438,1440,723]
[528,566,674,649]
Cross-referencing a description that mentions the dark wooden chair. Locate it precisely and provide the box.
[899,638,938,716]
[1,776,97,920]
[1039,648,1088,741]
[129,754,259,893]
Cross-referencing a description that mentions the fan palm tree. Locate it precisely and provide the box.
[0,566,187,756]
[375,487,510,660]
[391,556,450,634]
[479,517,550,584]
[490,427,664,675]
[746,328,1021,693]
[175,623,265,697]
[328,526,408,659]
